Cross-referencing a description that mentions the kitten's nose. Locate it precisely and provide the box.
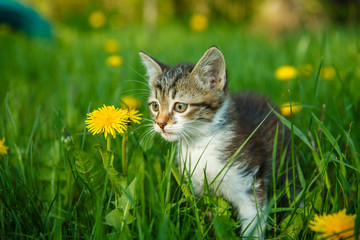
[157,122,167,130]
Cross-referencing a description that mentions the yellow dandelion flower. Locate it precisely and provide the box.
[0,138,9,156]
[85,105,130,139]
[280,102,302,117]
[128,108,142,124]
[121,96,142,109]
[190,13,208,32]
[309,209,356,240]
[321,66,336,80]
[106,55,123,67]
[300,64,313,77]
[104,39,120,54]
[275,65,298,81]
[89,11,106,28]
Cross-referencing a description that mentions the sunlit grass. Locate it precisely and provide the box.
[0,24,359,239]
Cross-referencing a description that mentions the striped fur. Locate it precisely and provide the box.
[140,47,289,239]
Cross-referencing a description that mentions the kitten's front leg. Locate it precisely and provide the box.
[240,208,266,239]
[236,196,266,239]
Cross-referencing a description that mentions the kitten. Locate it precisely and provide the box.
[140,47,289,239]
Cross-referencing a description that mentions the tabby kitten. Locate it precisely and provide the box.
[140,47,288,239]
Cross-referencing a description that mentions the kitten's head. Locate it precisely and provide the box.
[140,47,228,142]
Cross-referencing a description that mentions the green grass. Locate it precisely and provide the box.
[0,23,359,239]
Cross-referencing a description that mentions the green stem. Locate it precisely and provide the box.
[107,137,111,152]
[122,134,127,175]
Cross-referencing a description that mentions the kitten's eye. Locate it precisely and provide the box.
[174,103,188,113]
[151,102,159,112]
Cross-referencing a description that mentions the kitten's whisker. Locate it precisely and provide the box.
[142,118,154,123]
[123,79,149,88]
[148,131,161,147]
[124,63,148,81]
[120,88,149,93]
[119,90,150,96]
[119,91,150,99]
[136,123,154,130]
[140,128,157,148]
[144,124,155,132]
[182,125,204,141]
[180,132,190,146]
[120,86,149,92]
[139,122,154,127]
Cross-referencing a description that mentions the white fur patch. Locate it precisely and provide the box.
[177,98,266,239]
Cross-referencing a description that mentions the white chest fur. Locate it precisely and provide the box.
[178,130,265,239]
[178,129,256,198]
[179,134,225,195]
[177,97,255,197]
[176,98,265,238]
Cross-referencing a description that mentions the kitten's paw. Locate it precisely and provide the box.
[241,217,265,240]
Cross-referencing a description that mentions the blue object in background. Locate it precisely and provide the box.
[0,0,52,38]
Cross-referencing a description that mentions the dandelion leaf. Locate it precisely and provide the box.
[213,215,237,239]
[215,197,232,216]
[99,150,127,195]
[105,208,134,228]
[117,177,137,211]
[105,178,137,228]
[105,209,122,228]
[75,150,106,196]
[280,209,303,238]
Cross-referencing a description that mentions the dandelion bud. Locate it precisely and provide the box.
[61,127,74,150]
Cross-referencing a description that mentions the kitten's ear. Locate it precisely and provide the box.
[139,51,164,80]
[191,47,226,91]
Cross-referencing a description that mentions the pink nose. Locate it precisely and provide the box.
[157,122,167,130]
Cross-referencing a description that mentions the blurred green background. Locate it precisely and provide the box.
[0,0,359,239]
[8,0,360,30]
[1,0,359,143]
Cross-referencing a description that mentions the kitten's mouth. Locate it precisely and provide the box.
[160,132,178,142]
